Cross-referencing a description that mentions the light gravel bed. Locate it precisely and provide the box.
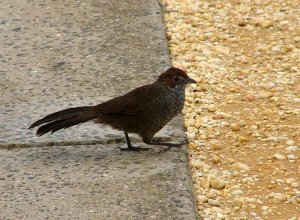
[162,0,299,219]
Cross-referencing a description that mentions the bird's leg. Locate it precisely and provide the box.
[124,131,133,149]
[119,132,150,152]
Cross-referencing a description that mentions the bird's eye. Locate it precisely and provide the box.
[173,76,180,82]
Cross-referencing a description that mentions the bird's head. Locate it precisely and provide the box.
[158,67,197,89]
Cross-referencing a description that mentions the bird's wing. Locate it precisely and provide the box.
[93,84,160,114]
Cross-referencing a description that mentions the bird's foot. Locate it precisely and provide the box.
[148,141,186,153]
[149,137,187,148]
[151,142,183,148]
[115,146,151,152]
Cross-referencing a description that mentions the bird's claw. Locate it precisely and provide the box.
[114,146,151,152]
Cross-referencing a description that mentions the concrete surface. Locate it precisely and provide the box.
[0,0,198,219]
[0,145,195,220]
[0,0,172,145]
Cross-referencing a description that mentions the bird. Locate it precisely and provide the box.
[29,67,196,151]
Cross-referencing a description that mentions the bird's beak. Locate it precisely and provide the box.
[186,77,197,84]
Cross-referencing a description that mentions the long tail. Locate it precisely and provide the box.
[29,106,96,136]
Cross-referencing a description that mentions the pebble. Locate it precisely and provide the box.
[262,20,273,28]
[273,153,286,160]
[261,82,276,89]
[286,178,296,184]
[190,159,202,169]
[271,45,281,52]
[230,123,241,131]
[287,154,296,160]
[211,155,220,164]
[197,195,208,203]
[238,136,249,143]
[234,162,250,171]
[201,176,211,188]
[242,176,254,183]
[243,94,256,101]
[208,199,221,206]
[246,198,257,203]
[232,190,244,196]
[291,182,299,188]
[273,193,287,202]
[194,118,202,129]
[262,206,269,211]
[207,189,219,199]
[286,146,298,152]
[256,92,273,99]
[210,178,226,190]
[211,144,222,150]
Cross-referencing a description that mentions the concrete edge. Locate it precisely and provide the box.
[156,3,200,218]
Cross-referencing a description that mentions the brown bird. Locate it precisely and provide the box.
[29,67,196,151]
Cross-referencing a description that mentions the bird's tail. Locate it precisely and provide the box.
[29,106,96,136]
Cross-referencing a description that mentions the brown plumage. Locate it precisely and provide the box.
[29,67,196,151]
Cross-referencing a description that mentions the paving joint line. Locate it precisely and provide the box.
[0,136,180,150]
[0,139,123,150]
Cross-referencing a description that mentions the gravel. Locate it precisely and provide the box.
[162,0,300,219]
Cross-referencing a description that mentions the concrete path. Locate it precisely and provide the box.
[0,0,197,219]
